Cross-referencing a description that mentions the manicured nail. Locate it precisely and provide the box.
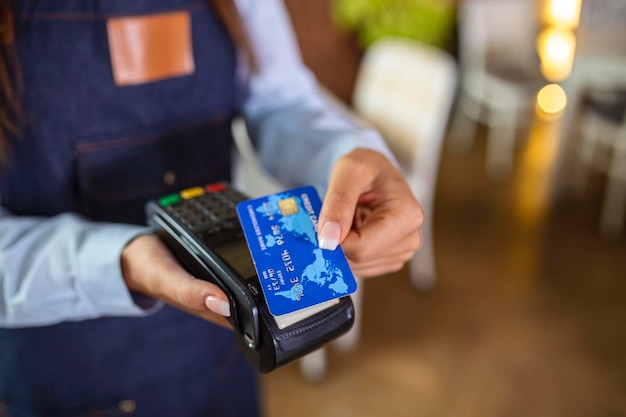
[318,221,341,251]
[205,295,231,317]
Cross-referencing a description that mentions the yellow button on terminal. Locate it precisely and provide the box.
[180,186,204,199]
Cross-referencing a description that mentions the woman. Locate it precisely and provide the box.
[0,0,423,415]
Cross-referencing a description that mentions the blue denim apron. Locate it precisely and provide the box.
[0,1,259,416]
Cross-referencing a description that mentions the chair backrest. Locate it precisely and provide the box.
[577,0,626,57]
[561,0,626,109]
[458,0,540,76]
[352,37,457,201]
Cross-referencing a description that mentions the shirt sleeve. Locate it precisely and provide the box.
[0,206,157,328]
[236,0,397,193]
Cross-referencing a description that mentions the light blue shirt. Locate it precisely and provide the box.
[0,0,393,327]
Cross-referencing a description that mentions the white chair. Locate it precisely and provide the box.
[448,0,545,179]
[351,37,458,291]
[297,37,457,379]
[588,95,626,242]
[231,36,457,382]
[550,56,626,242]
[548,0,626,242]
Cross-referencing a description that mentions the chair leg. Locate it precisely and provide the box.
[486,109,517,180]
[332,278,364,352]
[571,112,601,196]
[299,348,327,383]
[599,147,626,242]
[571,137,594,196]
[448,94,480,156]
[410,215,436,291]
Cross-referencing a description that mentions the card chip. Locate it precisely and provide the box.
[277,198,299,216]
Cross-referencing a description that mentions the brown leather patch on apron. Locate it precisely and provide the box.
[107,11,195,86]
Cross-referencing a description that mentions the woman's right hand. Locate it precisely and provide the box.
[120,234,232,328]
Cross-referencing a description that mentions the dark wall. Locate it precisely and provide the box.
[284,0,361,104]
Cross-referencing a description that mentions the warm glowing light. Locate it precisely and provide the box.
[536,84,567,119]
[537,27,576,82]
[543,0,582,29]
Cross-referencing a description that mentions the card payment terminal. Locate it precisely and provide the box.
[145,183,355,373]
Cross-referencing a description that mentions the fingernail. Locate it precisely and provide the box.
[205,295,231,317]
[318,221,341,251]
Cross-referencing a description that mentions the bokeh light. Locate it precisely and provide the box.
[536,83,567,120]
[537,27,576,82]
[543,0,582,29]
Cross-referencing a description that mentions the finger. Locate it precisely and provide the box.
[140,236,232,318]
[157,271,232,328]
[342,225,422,263]
[342,210,422,264]
[173,276,231,317]
[122,234,233,329]
[317,155,375,251]
[349,260,408,278]
[160,272,233,328]
[347,250,416,271]
[347,248,416,269]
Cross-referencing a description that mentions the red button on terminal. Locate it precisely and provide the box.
[206,183,226,192]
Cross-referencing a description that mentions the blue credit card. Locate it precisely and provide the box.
[236,186,357,317]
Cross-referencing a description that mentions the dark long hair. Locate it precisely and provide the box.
[0,0,256,164]
[0,0,22,164]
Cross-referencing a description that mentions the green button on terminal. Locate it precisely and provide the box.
[159,193,182,206]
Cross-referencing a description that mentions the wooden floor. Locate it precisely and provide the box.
[258,119,626,417]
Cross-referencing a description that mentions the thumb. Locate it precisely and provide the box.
[318,160,369,251]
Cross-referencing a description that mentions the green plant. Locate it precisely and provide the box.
[333,0,456,49]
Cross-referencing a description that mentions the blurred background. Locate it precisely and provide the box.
[252,0,626,415]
